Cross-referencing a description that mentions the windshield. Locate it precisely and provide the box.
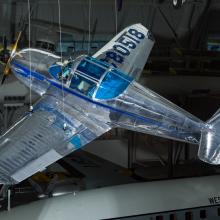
[61,56,133,99]
[77,59,105,80]
[95,68,133,100]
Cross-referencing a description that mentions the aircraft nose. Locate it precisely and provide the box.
[11,48,61,77]
[11,49,33,71]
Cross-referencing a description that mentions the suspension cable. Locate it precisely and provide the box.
[88,0,91,55]
[57,0,67,130]
[27,0,33,112]
[115,0,118,34]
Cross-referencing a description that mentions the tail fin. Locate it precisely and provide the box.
[198,110,220,164]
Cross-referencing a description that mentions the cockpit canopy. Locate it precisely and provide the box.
[50,56,133,100]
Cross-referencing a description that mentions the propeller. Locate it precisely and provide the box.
[0,36,9,67]
[1,31,22,85]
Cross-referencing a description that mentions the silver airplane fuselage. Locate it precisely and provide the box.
[11,48,204,146]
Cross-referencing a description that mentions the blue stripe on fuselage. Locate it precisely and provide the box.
[13,61,46,81]
[11,61,170,129]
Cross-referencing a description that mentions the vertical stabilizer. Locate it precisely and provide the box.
[198,110,220,164]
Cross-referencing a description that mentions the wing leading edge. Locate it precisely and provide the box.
[0,88,111,184]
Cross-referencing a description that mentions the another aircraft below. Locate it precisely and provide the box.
[0,24,219,184]
[0,175,220,219]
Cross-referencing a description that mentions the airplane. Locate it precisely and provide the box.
[0,175,220,219]
[0,23,219,185]
[172,0,187,8]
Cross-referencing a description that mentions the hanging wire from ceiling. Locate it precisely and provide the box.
[88,0,91,55]
[57,0,67,130]
[27,0,33,112]
[115,0,118,34]
[57,0,63,64]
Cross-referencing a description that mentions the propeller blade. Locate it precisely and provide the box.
[1,75,6,85]
[11,31,22,57]
[1,64,10,84]
[1,31,22,85]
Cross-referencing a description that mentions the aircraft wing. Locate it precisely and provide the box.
[92,23,154,80]
[0,88,111,184]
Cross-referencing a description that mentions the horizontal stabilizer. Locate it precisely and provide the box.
[198,110,220,164]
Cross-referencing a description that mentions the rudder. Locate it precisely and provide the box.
[198,110,220,164]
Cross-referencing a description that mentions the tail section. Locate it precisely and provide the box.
[198,110,220,164]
